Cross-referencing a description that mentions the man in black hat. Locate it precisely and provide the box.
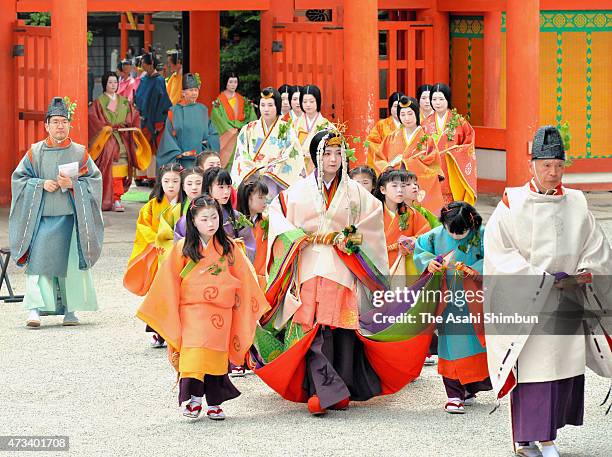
[9,97,104,328]
[157,73,219,169]
[483,126,612,457]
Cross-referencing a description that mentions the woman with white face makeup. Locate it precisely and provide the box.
[421,83,477,207]
[292,84,332,174]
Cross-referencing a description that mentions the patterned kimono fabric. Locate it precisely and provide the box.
[366,116,400,169]
[376,125,445,216]
[421,111,476,205]
[137,239,269,407]
[413,225,491,401]
[88,93,151,210]
[118,75,140,103]
[123,196,172,296]
[293,113,331,174]
[383,205,431,289]
[134,72,172,180]
[256,173,433,410]
[211,92,257,168]
[231,117,304,200]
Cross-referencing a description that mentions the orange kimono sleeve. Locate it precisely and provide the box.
[124,199,161,296]
[136,241,186,350]
[228,246,271,366]
[411,208,431,236]
[366,120,386,168]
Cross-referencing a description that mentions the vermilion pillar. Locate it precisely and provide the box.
[51,0,88,145]
[484,12,502,127]
[0,0,16,205]
[144,14,153,51]
[120,13,128,58]
[418,8,449,84]
[343,0,378,165]
[260,0,294,88]
[190,11,220,109]
[506,0,539,185]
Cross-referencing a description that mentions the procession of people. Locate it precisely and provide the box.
[7,48,612,457]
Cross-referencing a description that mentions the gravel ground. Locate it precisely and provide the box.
[1,192,611,457]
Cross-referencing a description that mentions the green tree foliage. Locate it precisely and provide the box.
[25,12,51,26]
[220,11,260,101]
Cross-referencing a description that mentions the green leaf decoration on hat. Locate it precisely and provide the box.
[62,96,77,121]
[193,73,202,87]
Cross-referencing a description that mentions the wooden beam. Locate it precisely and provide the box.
[18,0,271,12]
[87,0,270,12]
[437,0,506,12]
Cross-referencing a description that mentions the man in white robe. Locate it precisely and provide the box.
[483,125,612,457]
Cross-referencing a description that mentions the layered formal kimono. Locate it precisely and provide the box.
[484,182,612,443]
[383,205,432,288]
[118,75,140,103]
[255,173,432,410]
[137,238,270,406]
[366,116,400,169]
[211,92,257,168]
[123,196,173,296]
[156,200,189,263]
[134,72,172,179]
[414,225,491,398]
[421,110,476,205]
[376,125,445,215]
[88,93,152,210]
[157,101,220,169]
[293,113,332,174]
[231,117,304,199]
[165,70,183,106]
[9,138,104,315]
[243,216,268,289]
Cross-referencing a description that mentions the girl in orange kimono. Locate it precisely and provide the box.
[421,83,477,206]
[236,175,269,288]
[366,92,403,169]
[376,96,444,216]
[123,163,183,347]
[374,169,430,285]
[137,195,270,420]
[348,166,377,194]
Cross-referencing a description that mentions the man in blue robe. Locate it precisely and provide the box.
[134,52,172,181]
[157,73,220,168]
[9,97,104,328]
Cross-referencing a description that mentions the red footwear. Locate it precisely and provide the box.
[307,395,327,416]
[329,397,350,410]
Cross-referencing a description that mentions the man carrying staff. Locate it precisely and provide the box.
[484,125,612,457]
[9,97,105,328]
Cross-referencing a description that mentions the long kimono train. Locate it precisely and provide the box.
[255,174,433,409]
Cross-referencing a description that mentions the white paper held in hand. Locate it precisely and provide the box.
[58,161,79,192]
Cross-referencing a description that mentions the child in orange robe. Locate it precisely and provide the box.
[137,195,269,420]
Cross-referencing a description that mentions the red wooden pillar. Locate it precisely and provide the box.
[343,0,378,165]
[51,0,88,145]
[484,12,502,127]
[190,11,219,109]
[506,0,539,186]
[0,0,16,205]
[120,13,128,58]
[418,8,449,84]
[260,0,293,88]
[144,14,153,51]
